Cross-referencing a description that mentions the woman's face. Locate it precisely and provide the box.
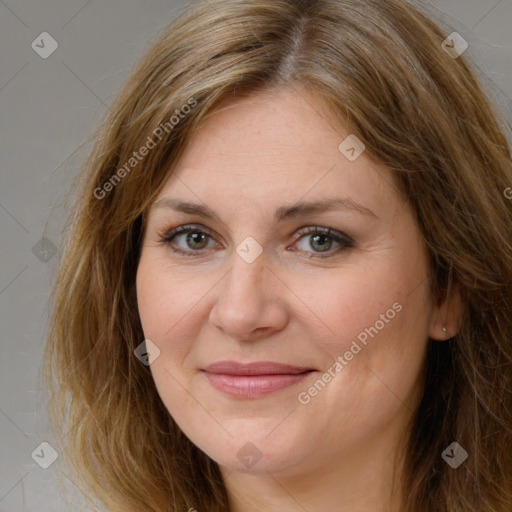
[136,87,440,477]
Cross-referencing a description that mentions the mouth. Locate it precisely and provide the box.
[201,361,316,398]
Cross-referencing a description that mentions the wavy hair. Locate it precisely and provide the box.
[44,0,512,510]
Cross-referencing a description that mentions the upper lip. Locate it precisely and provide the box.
[203,361,314,376]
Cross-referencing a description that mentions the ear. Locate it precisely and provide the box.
[429,282,464,340]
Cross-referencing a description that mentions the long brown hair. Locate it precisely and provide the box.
[44,0,512,510]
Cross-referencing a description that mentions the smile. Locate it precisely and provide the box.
[202,361,316,398]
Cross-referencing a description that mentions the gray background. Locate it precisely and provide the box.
[1,0,511,510]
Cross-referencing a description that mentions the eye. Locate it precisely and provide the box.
[158,224,354,259]
[291,226,354,258]
[159,225,219,255]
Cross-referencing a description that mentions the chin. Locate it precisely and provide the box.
[199,429,306,475]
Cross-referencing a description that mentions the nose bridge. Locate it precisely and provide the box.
[222,245,267,309]
[223,231,267,289]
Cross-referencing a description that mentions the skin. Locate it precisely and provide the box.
[136,86,460,511]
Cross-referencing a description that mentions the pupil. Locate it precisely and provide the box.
[188,232,207,249]
[312,234,331,252]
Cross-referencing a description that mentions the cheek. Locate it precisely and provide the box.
[136,256,200,345]
[136,265,167,342]
[135,254,218,416]
[136,260,203,426]
[290,270,430,450]
[294,262,428,347]
[295,256,432,410]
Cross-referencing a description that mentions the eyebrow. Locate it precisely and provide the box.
[151,197,378,223]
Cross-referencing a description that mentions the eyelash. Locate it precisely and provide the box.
[157,224,354,259]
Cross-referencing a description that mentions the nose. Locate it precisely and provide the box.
[208,250,289,342]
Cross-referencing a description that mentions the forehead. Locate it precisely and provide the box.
[177,87,345,169]
[154,87,399,220]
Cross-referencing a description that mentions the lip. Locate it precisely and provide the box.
[202,361,315,398]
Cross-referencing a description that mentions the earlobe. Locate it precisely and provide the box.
[429,283,464,341]
[430,323,451,341]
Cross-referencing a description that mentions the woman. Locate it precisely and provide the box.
[44,0,512,510]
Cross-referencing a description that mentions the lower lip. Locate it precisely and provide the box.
[203,371,314,398]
